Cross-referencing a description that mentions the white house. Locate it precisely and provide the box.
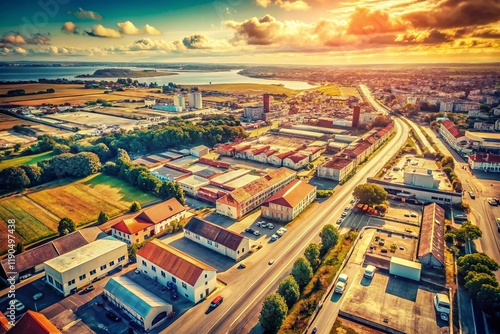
[190,145,209,157]
[439,120,470,153]
[317,156,355,181]
[136,240,216,303]
[468,153,500,172]
[44,237,127,296]
[111,198,186,244]
[183,217,250,261]
[283,153,309,170]
[104,277,173,332]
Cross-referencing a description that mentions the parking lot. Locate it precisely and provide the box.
[340,267,449,334]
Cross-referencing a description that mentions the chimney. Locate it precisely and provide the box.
[352,106,360,127]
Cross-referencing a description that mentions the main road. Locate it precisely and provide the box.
[161,87,410,334]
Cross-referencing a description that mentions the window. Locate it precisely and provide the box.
[142,260,147,266]
[207,240,212,246]
[242,248,245,252]
[48,276,53,284]
[186,231,190,235]
[68,279,75,286]
[214,242,218,248]
[100,264,107,271]
[109,261,115,266]
[182,282,187,289]
[152,265,156,272]
[205,274,207,278]
[205,281,208,285]
[172,277,176,283]
[55,281,62,290]
[118,256,125,262]
[79,274,86,281]
[135,232,138,236]
[90,269,96,275]
[195,235,200,240]
[161,271,165,277]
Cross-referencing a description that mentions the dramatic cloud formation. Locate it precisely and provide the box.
[279,1,310,11]
[86,25,121,38]
[256,0,272,7]
[0,33,50,47]
[144,24,162,35]
[71,8,103,21]
[346,7,409,35]
[117,21,142,35]
[182,34,212,49]
[61,21,78,34]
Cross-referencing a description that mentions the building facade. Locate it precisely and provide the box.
[44,237,127,296]
[261,180,317,222]
[184,217,250,260]
[136,240,216,303]
[439,120,471,153]
[468,153,500,172]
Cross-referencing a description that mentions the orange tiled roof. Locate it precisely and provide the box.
[136,198,186,224]
[137,240,215,286]
[184,217,246,251]
[9,310,60,334]
[111,218,152,235]
[262,179,316,208]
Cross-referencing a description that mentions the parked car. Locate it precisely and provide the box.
[344,207,350,211]
[341,212,347,217]
[469,191,475,199]
[253,230,261,236]
[134,269,140,274]
[337,218,343,224]
[85,285,95,292]
[106,312,120,322]
[210,296,224,308]
[270,234,279,241]
[268,259,275,265]
[267,223,274,230]
[454,215,468,221]
[239,263,246,269]
[410,212,418,218]
[487,198,498,206]
[404,213,410,217]
[32,293,43,301]
[11,299,25,311]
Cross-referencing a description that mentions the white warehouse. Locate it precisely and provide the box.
[136,240,216,303]
[44,237,128,296]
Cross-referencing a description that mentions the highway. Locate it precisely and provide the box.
[162,88,409,334]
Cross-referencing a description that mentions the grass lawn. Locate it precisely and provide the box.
[0,173,159,253]
[0,151,53,171]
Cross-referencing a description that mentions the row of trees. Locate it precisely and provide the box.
[0,152,101,190]
[440,155,463,193]
[259,225,340,333]
[352,183,388,206]
[103,148,186,204]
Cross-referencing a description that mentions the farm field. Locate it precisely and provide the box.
[0,151,53,171]
[192,83,298,95]
[310,84,341,96]
[0,113,43,130]
[0,173,158,253]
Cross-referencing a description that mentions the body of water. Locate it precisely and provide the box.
[0,67,316,90]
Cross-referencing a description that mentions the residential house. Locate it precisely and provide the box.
[216,168,296,219]
[253,149,278,164]
[267,151,295,167]
[261,180,317,222]
[44,237,128,296]
[136,240,216,303]
[468,153,500,172]
[317,156,355,181]
[111,198,186,244]
[283,153,309,170]
[184,217,250,260]
[439,120,470,153]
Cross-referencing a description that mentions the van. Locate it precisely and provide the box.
[210,296,223,308]
[364,265,376,279]
[496,218,500,232]
[434,293,450,314]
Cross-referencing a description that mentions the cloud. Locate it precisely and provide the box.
[182,34,212,49]
[347,7,409,35]
[0,46,28,56]
[471,27,500,39]
[0,33,50,47]
[71,8,103,21]
[61,21,79,34]
[394,29,454,44]
[86,25,121,38]
[278,0,310,11]
[1,34,26,45]
[256,0,272,7]
[117,21,142,35]
[403,0,500,29]
[144,24,161,35]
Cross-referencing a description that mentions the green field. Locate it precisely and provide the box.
[0,151,53,171]
[0,173,159,253]
[310,85,341,96]
[190,83,298,95]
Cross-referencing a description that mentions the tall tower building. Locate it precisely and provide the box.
[174,94,185,108]
[352,106,360,127]
[188,91,203,109]
[263,94,271,113]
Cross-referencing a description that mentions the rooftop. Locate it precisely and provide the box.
[322,156,353,169]
[137,198,186,224]
[8,310,60,334]
[136,239,215,286]
[224,174,260,189]
[150,165,190,180]
[210,169,252,185]
[262,179,316,208]
[469,153,500,163]
[441,120,465,139]
[111,218,152,234]
[184,217,247,251]
[44,237,126,273]
[418,203,445,266]
[104,276,171,319]
[177,175,210,187]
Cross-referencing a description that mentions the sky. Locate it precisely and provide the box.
[0,0,499,64]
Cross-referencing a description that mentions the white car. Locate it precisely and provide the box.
[270,234,279,241]
[334,273,349,294]
[32,293,43,301]
[276,230,284,236]
[253,230,261,236]
[267,223,274,230]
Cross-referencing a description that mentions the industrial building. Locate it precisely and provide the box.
[184,217,250,261]
[136,240,216,303]
[187,91,203,109]
[261,179,317,222]
[216,167,297,219]
[44,237,128,296]
[417,203,445,268]
[104,276,173,332]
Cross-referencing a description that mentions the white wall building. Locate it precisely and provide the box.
[137,240,216,303]
[184,217,250,261]
[190,145,209,157]
[173,94,185,108]
[187,91,203,109]
[44,237,127,296]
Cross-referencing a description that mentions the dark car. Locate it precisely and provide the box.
[106,312,120,322]
[468,191,475,199]
[85,285,95,292]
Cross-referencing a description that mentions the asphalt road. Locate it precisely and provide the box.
[404,118,436,153]
[162,106,408,332]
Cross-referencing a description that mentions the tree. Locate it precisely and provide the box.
[465,272,498,299]
[458,253,499,277]
[0,167,30,189]
[291,257,313,289]
[320,224,339,253]
[259,293,288,333]
[353,183,388,205]
[98,211,109,225]
[58,217,76,236]
[20,165,41,186]
[304,243,321,271]
[454,222,482,244]
[441,156,455,170]
[53,144,70,155]
[277,276,300,309]
[130,202,141,212]
[477,285,500,315]
[13,143,21,152]
[15,242,24,255]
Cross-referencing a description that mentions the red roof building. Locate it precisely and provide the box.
[468,153,500,172]
[9,311,60,334]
